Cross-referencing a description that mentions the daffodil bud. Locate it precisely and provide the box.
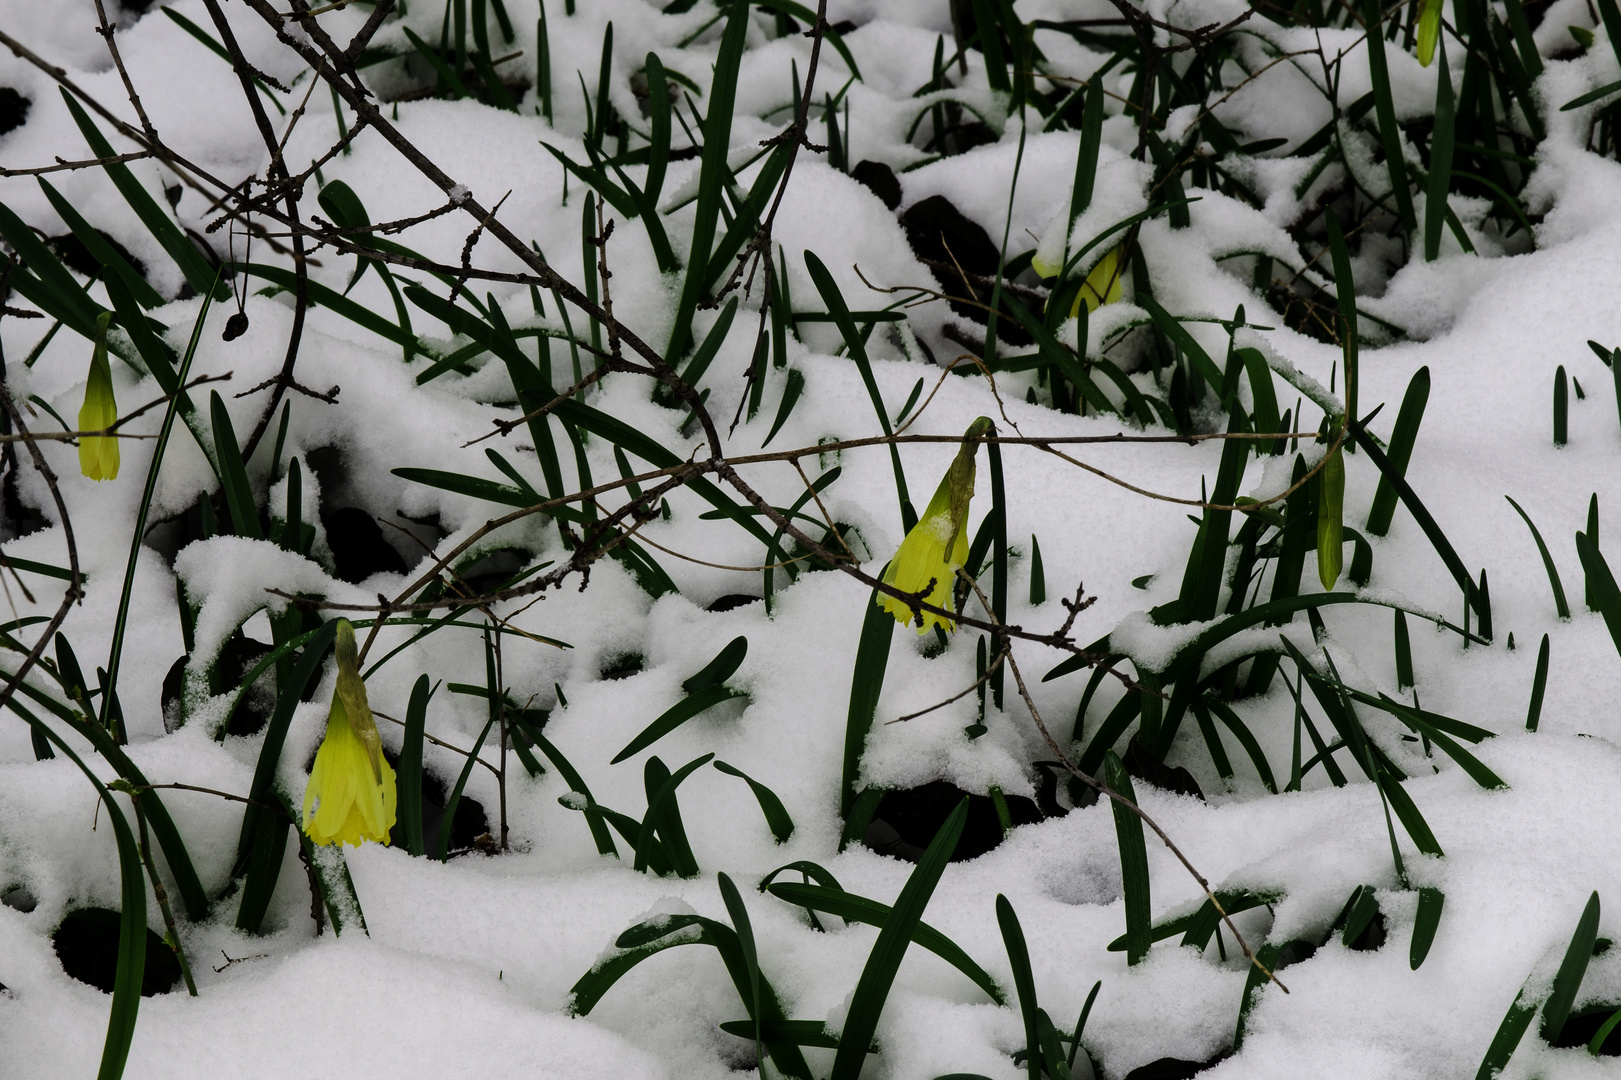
[1316,446,1345,591]
[878,417,994,633]
[1069,246,1125,319]
[303,619,397,847]
[1416,0,1443,67]
[78,312,119,481]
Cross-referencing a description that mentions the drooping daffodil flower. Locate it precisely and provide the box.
[878,417,994,633]
[1031,245,1126,320]
[303,619,396,847]
[1416,0,1443,66]
[78,311,119,481]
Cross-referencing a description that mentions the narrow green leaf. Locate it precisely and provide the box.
[804,251,913,523]
[844,579,894,817]
[612,684,746,764]
[1577,531,1621,658]
[997,895,1041,1080]
[1104,750,1152,964]
[1358,0,1416,231]
[635,754,713,877]
[399,674,431,856]
[830,800,969,1080]
[714,760,794,842]
[435,713,493,861]
[60,90,226,298]
[1425,47,1457,262]
[665,2,747,361]
[210,392,262,539]
[1542,892,1602,1042]
[1527,633,1550,732]
[1411,887,1443,969]
[1351,424,1481,623]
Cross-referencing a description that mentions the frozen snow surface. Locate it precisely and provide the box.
[2,1,1621,1078]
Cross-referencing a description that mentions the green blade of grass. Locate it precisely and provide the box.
[1526,633,1550,731]
[1576,531,1621,657]
[1542,892,1602,1042]
[1104,750,1152,964]
[665,2,748,361]
[1411,887,1444,969]
[210,391,262,539]
[804,251,914,525]
[996,895,1041,1080]
[1424,47,1457,261]
[829,799,969,1080]
[635,754,713,877]
[399,674,431,856]
[1350,423,1482,626]
[767,882,1007,1003]
[1358,0,1416,231]
[436,713,495,860]
[1366,373,1431,540]
[714,760,795,842]
[1505,496,1571,618]
[612,684,746,764]
[60,90,226,299]
[843,578,894,817]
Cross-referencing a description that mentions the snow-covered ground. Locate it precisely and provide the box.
[3,1,1621,1077]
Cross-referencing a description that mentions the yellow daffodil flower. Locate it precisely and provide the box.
[303,619,396,847]
[78,312,119,481]
[1416,0,1443,66]
[878,417,993,632]
[1034,246,1126,320]
[1069,246,1125,317]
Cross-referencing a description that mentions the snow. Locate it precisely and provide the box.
[3,1,1621,1079]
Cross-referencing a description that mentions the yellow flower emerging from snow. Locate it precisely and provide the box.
[1069,246,1125,317]
[78,312,119,481]
[303,619,396,847]
[878,417,993,633]
[1033,246,1126,320]
[1416,0,1443,66]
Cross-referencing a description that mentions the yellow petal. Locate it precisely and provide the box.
[876,418,992,633]
[1067,246,1125,320]
[1416,0,1442,66]
[303,664,397,848]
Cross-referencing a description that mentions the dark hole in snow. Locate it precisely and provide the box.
[215,634,274,736]
[1551,1003,1621,1054]
[120,0,156,14]
[164,183,181,208]
[1273,938,1318,969]
[706,593,760,612]
[54,907,179,996]
[899,195,1032,346]
[1345,911,1386,952]
[455,547,532,595]
[864,780,1042,863]
[161,655,187,734]
[0,450,49,542]
[1123,736,1204,801]
[2,885,36,912]
[222,312,249,341]
[599,653,645,681]
[46,230,148,283]
[0,88,29,137]
[322,506,408,584]
[829,19,857,34]
[384,745,490,856]
[1122,1052,1229,1080]
[851,160,901,210]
